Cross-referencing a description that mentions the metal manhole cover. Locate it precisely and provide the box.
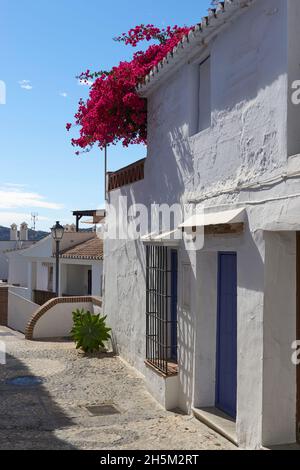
[86,404,120,416]
[6,376,43,387]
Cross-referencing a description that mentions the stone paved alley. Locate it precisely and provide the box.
[0,326,235,450]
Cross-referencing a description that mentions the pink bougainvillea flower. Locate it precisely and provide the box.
[68,24,193,153]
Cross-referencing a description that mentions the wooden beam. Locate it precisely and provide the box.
[204,223,244,235]
[76,214,83,232]
[181,223,244,235]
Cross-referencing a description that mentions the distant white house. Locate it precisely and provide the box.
[0,223,34,282]
[6,229,103,304]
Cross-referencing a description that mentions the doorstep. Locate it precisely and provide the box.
[192,407,238,446]
[266,443,300,450]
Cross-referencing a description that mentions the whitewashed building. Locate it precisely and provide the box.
[6,231,103,303]
[104,0,300,449]
[0,223,34,282]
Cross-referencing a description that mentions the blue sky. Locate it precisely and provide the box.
[0,0,210,230]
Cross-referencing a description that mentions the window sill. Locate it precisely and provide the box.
[144,360,178,378]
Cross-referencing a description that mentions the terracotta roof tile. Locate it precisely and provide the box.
[60,237,103,260]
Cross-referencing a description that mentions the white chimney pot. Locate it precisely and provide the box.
[10,223,18,241]
[19,222,29,241]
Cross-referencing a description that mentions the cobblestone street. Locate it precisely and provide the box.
[0,326,235,450]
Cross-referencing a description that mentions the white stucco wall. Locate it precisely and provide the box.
[144,0,287,208]
[0,242,14,281]
[104,0,300,449]
[1,240,34,285]
[59,260,102,297]
[36,261,50,291]
[7,291,39,333]
[8,285,31,300]
[65,264,90,295]
[192,251,218,410]
[92,262,103,297]
[0,241,27,281]
[144,366,180,411]
[287,0,300,157]
[235,229,265,449]
[262,231,297,446]
[105,228,147,372]
[33,301,102,339]
[7,251,29,287]
[21,236,52,259]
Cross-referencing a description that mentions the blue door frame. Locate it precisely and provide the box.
[170,250,178,362]
[215,252,237,419]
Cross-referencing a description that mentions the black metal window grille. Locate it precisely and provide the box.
[146,245,178,375]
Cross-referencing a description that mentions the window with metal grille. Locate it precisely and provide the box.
[146,245,178,376]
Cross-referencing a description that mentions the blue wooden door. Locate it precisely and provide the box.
[170,250,178,361]
[216,252,237,418]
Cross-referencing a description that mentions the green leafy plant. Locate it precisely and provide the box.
[71,308,111,354]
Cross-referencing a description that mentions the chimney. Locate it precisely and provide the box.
[64,224,76,233]
[10,223,18,241]
[19,222,28,241]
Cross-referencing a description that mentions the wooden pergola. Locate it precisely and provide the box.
[72,210,105,232]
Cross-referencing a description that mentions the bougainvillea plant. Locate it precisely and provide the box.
[67,24,193,154]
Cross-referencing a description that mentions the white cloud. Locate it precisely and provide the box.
[0,186,63,210]
[3,183,27,190]
[78,79,93,87]
[18,80,33,90]
[0,212,49,227]
[59,92,68,98]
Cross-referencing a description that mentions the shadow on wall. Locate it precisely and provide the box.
[237,223,265,293]
[112,130,196,372]
[212,0,286,114]
[0,351,76,450]
[147,126,194,208]
[177,306,195,412]
[117,128,193,297]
